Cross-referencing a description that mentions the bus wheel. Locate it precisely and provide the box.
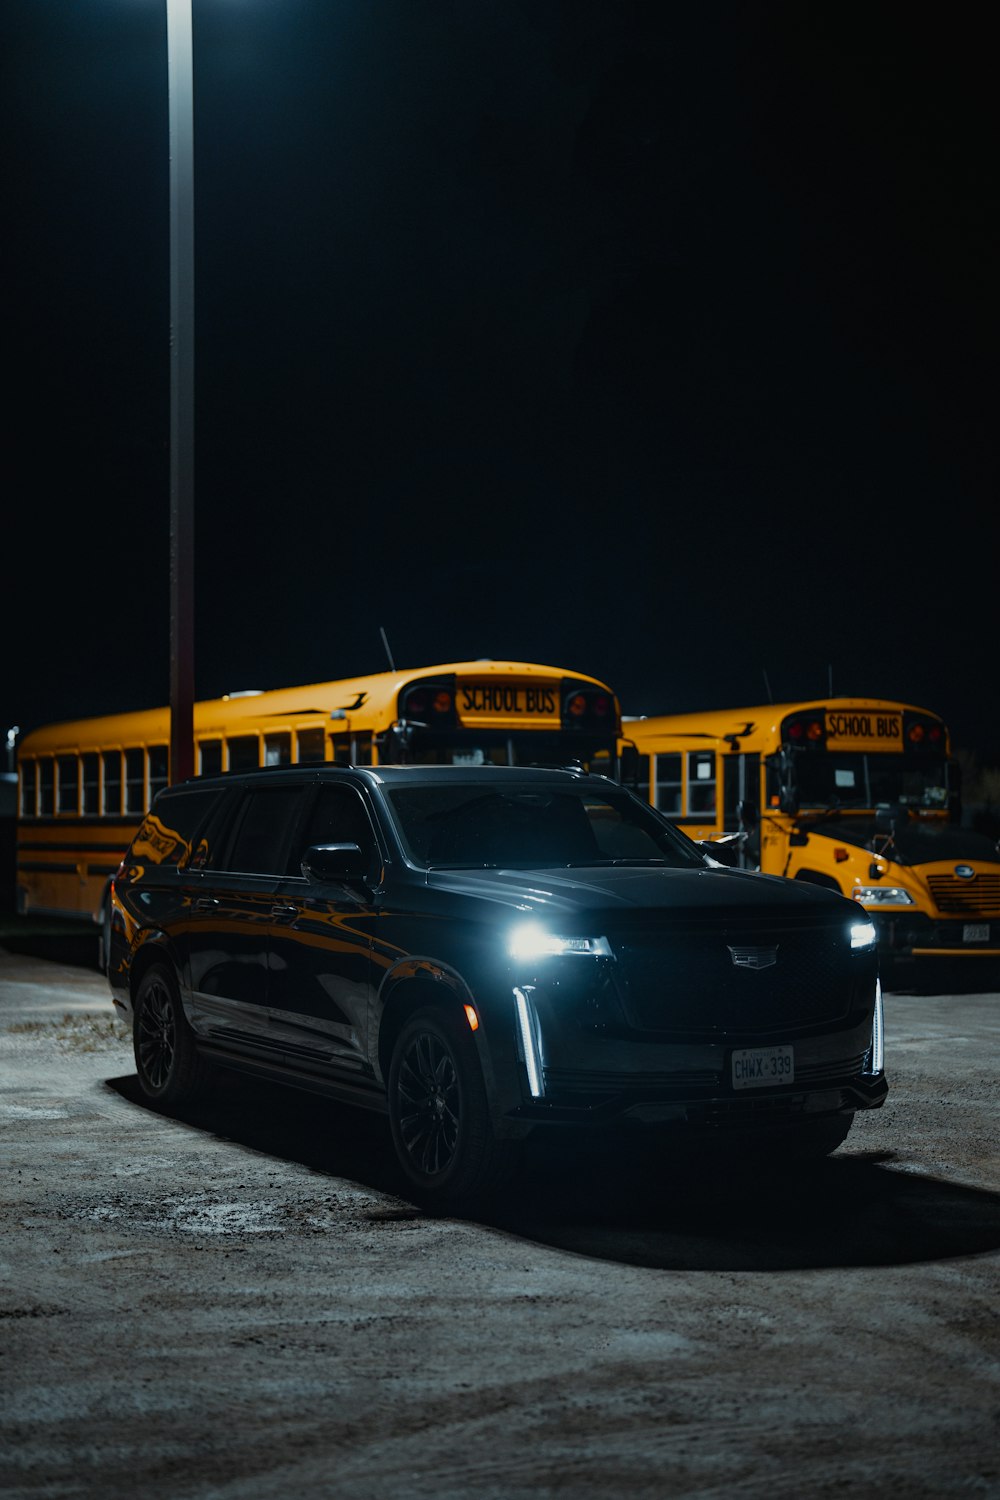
[387,1007,516,1213]
[133,964,207,1106]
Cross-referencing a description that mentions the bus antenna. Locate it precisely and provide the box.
[762,670,774,705]
[379,626,397,673]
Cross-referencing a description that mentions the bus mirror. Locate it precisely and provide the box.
[779,789,798,816]
[619,742,639,788]
[737,799,758,830]
[874,809,895,834]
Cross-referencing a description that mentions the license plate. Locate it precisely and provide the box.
[963,923,989,943]
[731,1045,794,1090]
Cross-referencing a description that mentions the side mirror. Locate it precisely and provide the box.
[619,742,639,789]
[698,838,739,867]
[779,789,799,816]
[737,798,758,830]
[301,842,367,883]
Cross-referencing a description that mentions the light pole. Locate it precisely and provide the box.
[167,0,195,784]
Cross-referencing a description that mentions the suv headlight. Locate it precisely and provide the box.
[508,924,612,961]
[850,918,878,950]
[852,887,915,905]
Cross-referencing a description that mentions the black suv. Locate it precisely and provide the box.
[108,765,887,1209]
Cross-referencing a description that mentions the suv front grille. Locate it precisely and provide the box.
[612,918,859,1035]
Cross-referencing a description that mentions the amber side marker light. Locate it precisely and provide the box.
[463,1004,480,1032]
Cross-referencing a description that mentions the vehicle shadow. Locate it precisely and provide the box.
[107,1069,1000,1273]
[883,957,1000,995]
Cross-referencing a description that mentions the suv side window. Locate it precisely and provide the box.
[297,785,381,882]
[223,787,307,876]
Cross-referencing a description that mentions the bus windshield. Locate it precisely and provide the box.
[794,753,950,811]
[401,729,615,774]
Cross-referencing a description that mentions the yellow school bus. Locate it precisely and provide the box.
[15,659,620,954]
[622,698,1000,975]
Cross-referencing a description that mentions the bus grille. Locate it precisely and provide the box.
[926,874,1000,916]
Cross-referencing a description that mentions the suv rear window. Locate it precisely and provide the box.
[128,788,221,868]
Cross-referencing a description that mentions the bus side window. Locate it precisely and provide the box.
[124,749,145,817]
[103,752,122,816]
[199,740,222,776]
[687,752,716,816]
[331,734,352,766]
[39,758,54,816]
[20,759,37,817]
[296,728,325,763]
[82,754,99,815]
[264,733,291,767]
[149,746,169,803]
[654,753,681,814]
[227,735,260,773]
[57,755,79,815]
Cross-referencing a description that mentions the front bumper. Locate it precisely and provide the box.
[871,911,1000,958]
[505,1068,887,1128]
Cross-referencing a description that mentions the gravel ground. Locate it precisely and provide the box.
[1,941,999,1498]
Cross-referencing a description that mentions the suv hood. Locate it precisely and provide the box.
[424,863,849,921]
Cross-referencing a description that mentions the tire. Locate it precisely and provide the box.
[387,1006,516,1213]
[133,963,208,1106]
[96,896,111,975]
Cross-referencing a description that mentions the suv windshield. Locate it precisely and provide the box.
[384,782,706,870]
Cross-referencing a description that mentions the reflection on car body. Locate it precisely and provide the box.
[108,765,887,1210]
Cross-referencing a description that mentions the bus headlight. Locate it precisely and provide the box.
[852,887,915,905]
[850,919,878,951]
[508,923,612,961]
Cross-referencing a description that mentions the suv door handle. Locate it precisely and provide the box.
[270,904,299,920]
[193,897,219,912]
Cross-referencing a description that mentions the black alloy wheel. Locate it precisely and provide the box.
[396,1028,461,1177]
[387,1007,515,1212]
[133,964,207,1106]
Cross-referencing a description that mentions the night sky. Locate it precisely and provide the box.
[5,2,998,763]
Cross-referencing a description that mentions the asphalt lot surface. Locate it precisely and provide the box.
[2,929,999,1498]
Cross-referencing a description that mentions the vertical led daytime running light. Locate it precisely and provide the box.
[870,977,884,1075]
[513,986,543,1098]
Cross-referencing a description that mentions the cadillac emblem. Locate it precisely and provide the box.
[728,945,778,970]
